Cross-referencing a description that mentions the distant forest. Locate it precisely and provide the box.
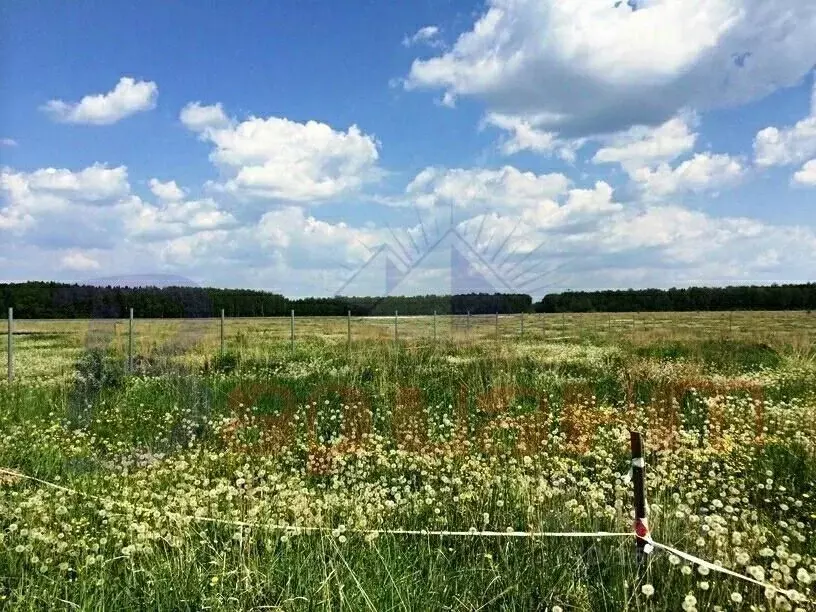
[1,282,815,318]
[535,284,816,313]
[0,282,531,318]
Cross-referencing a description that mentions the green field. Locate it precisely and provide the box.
[1,313,815,610]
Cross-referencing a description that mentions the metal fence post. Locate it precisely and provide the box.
[220,308,225,356]
[290,309,295,351]
[7,307,13,384]
[128,308,134,373]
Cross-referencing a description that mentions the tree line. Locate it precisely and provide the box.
[0,282,531,318]
[535,284,816,312]
[3,282,815,319]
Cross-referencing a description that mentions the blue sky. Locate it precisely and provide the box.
[2,0,816,297]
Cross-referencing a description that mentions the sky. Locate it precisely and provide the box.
[1,0,816,298]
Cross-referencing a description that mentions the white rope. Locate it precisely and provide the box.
[648,539,812,605]
[2,467,812,604]
[0,468,630,540]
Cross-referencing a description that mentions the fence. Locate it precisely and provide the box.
[3,308,816,382]
[0,431,806,604]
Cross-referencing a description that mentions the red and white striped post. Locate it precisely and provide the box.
[630,431,650,566]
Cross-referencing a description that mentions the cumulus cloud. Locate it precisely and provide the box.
[41,77,158,125]
[125,196,237,240]
[0,163,130,232]
[179,102,232,133]
[1,163,235,253]
[405,0,816,139]
[0,138,17,147]
[483,113,584,160]
[405,165,570,209]
[256,207,377,268]
[403,26,443,48]
[181,103,381,201]
[793,159,816,186]
[148,178,185,201]
[60,251,101,271]
[631,153,744,198]
[593,116,698,173]
[754,83,816,167]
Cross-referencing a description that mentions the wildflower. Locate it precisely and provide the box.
[730,592,743,604]
[682,593,697,611]
[699,582,709,591]
[796,567,811,584]
[641,584,654,597]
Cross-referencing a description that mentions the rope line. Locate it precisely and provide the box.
[1,467,811,604]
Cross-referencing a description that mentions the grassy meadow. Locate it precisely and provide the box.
[1,312,815,610]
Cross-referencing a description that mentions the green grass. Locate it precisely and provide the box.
[1,315,815,610]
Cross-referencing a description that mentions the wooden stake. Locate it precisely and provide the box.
[630,431,649,566]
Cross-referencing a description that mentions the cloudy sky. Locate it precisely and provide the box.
[1,0,816,297]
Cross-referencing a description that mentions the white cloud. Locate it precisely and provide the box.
[405,165,570,209]
[403,26,443,48]
[0,163,130,231]
[41,77,158,125]
[0,138,17,147]
[483,113,583,160]
[179,102,232,133]
[60,251,101,271]
[182,104,381,202]
[793,159,816,186]
[632,153,744,198]
[148,178,185,201]
[406,0,816,139]
[754,84,816,167]
[593,116,698,173]
[256,207,376,268]
[1,163,236,254]
[125,196,237,240]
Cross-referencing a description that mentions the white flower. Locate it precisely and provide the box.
[730,592,743,604]
[641,584,655,597]
[796,567,811,584]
